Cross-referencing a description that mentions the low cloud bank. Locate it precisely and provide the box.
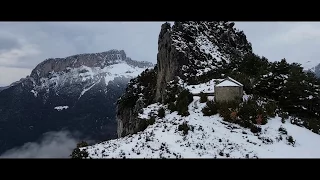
[0,130,91,158]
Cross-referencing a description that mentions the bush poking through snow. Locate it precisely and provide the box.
[230,111,238,121]
[138,119,149,132]
[138,116,156,132]
[278,126,287,135]
[158,107,165,118]
[199,92,208,103]
[297,117,320,134]
[264,100,277,118]
[168,102,177,112]
[178,121,192,135]
[219,100,240,110]
[276,135,283,142]
[70,141,89,159]
[176,89,193,116]
[201,97,272,133]
[250,124,261,133]
[216,100,240,122]
[238,97,268,125]
[287,136,295,146]
[256,114,263,125]
[163,82,180,104]
[218,104,232,122]
[202,100,218,116]
[279,110,289,124]
[149,116,156,125]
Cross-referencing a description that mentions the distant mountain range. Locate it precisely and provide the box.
[0,49,153,155]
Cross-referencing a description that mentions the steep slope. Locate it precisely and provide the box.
[0,49,153,155]
[116,21,253,138]
[155,21,252,102]
[82,95,320,158]
[76,21,320,158]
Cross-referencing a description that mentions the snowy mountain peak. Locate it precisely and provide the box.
[25,50,154,102]
[30,49,153,82]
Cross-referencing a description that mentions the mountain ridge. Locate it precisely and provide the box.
[30,49,153,83]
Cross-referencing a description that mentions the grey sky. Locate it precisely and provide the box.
[0,21,319,86]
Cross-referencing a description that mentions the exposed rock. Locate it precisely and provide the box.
[116,21,252,137]
[155,22,186,102]
[117,97,145,138]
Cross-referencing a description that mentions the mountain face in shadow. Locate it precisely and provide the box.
[0,49,153,155]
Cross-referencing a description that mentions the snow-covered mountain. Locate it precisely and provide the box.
[0,49,153,155]
[73,21,320,159]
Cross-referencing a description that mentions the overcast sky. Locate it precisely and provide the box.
[0,21,319,86]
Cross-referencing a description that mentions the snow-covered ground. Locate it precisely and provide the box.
[185,79,223,94]
[81,95,320,158]
[185,77,242,95]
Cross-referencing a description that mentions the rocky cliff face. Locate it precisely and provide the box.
[155,21,252,103]
[116,21,252,138]
[0,49,153,155]
[155,23,185,102]
[116,68,157,138]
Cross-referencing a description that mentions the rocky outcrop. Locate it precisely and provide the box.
[154,21,252,103]
[116,67,157,138]
[115,21,253,138]
[155,23,187,102]
[116,97,145,137]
